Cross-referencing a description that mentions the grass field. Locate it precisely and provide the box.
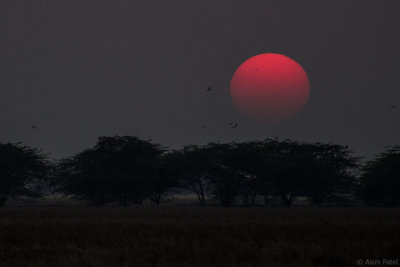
[0,207,399,267]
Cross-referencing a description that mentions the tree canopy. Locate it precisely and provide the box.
[0,142,50,206]
[1,136,389,207]
[358,146,400,206]
[56,136,165,206]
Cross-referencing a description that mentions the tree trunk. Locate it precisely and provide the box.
[154,193,162,205]
[198,183,207,206]
[281,193,296,207]
[194,191,206,206]
[191,184,207,206]
[263,194,269,206]
[249,193,256,206]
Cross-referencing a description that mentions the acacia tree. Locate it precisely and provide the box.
[252,139,358,207]
[0,142,49,206]
[148,153,181,204]
[57,149,112,206]
[300,143,358,205]
[201,143,243,206]
[249,139,303,207]
[230,142,263,206]
[56,136,165,206]
[176,145,211,206]
[204,142,266,207]
[177,142,272,206]
[177,142,254,207]
[358,146,400,206]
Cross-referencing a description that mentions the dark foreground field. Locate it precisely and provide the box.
[0,207,399,267]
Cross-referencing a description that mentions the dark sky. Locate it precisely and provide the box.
[1,0,400,159]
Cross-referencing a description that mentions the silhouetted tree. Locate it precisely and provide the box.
[177,142,268,206]
[56,136,164,206]
[176,145,211,206]
[269,140,306,206]
[148,153,181,204]
[248,139,302,207]
[225,142,261,206]
[239,140,275,205]
[0,142,49,206]
[182,142,256,207]
[358,146,400,206]
[300,143,358,205]
[57,149,112,206]
[202,143,245,206]
[252,140,358,206]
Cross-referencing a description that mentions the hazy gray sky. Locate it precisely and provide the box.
[1,0,399,159]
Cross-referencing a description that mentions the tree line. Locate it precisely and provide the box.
[0,136,399,207]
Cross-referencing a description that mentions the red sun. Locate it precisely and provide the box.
[230,53,310,123]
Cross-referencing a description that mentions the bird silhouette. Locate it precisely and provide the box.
[231,123,238,128]
[206,86,212,92]
[200,125,208,129]
[31,125,37,129]
[390,105,397,109]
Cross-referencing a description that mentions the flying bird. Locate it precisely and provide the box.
[200,125,208,129]
[206,86,212,92]
[31,125,37,129]
[231,122,239,128]
[390,105,397,109]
